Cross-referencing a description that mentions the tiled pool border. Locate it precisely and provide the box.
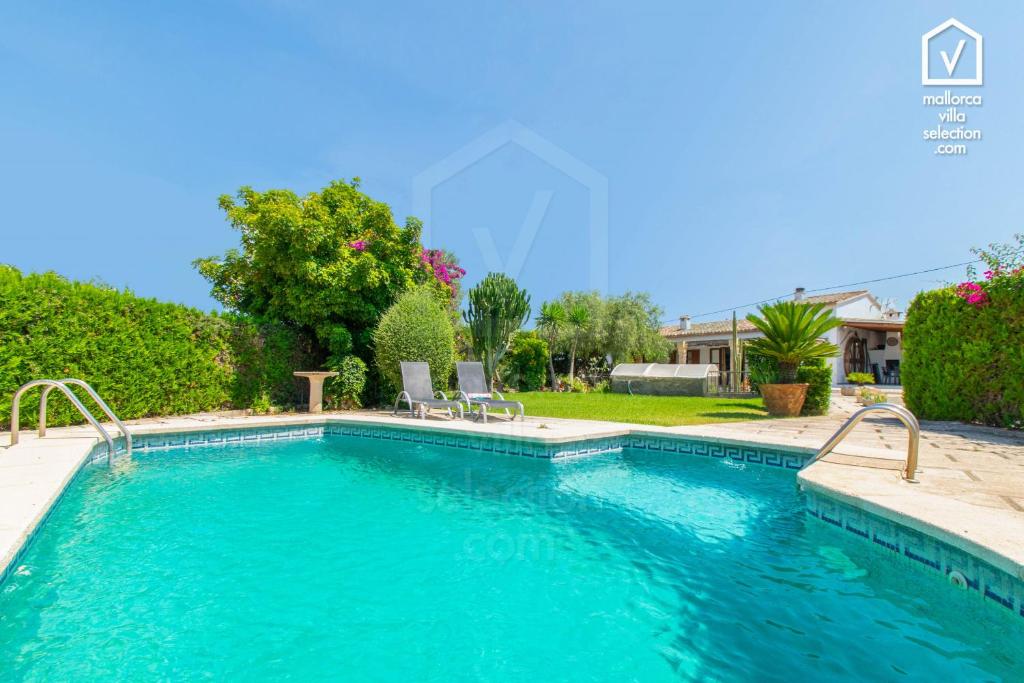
[127,422,815,468]
[804,490,1024,620]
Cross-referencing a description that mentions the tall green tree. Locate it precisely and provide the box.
[541,291,670,373]
[536,301,567,389]
[745,301,841,383]
[194,179,454,364]
[463,273,531,389]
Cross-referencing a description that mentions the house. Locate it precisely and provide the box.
[660,288,904,385]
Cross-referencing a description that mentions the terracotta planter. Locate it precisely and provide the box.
[840,386,857,396]
[759,383,809,417]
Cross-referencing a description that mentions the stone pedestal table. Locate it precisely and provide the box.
[294,371,339,413]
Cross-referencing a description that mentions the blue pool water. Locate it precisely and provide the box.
[1,436,1021,681]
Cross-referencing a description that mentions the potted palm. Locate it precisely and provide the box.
[746,301,841,417]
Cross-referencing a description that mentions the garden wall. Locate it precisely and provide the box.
[0,267,317,429]
[903,284,1023,429]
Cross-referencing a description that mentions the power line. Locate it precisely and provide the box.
[665,258,982,323]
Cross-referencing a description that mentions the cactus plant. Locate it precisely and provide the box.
[463,273,531,389]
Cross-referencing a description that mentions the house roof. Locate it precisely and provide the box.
[660,318,758,338]
[660,291,877,339]
[800,290,869,305]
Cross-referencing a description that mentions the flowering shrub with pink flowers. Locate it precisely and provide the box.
[904,234,1024,429]
[419,248,466,296]
[955,236,1024,308]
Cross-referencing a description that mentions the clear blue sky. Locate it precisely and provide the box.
[2,2,1022,323]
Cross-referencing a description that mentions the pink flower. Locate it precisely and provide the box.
[349,240,367,252]
[955,281,989,308]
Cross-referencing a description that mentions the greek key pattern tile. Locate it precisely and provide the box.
[804,490,1024,619]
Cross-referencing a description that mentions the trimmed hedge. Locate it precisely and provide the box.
[903,283,1024,428]
[373,287,456,395]
[796,360,832,417]
[0,267,317,429]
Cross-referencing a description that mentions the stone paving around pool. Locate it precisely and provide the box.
[2,395,1024,585]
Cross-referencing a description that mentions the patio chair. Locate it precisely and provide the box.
[455,361,524,423]
[392,362,464,420]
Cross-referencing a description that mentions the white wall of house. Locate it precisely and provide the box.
[668,292,903,385]
[833,294,880,319]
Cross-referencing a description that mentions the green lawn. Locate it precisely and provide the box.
[510,391,772,427]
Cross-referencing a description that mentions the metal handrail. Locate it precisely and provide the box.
[801,403,920,482]
[39,379,132,453]
[9,379,116,463]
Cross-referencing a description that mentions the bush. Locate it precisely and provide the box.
[501,332,548,391]
[0,267,317,429]
[796,360,832,416]
[846,372,875,385]
[903,281,1024,428]
[373,287,455,395]
[559,375,588,393]
[325,355,368,409]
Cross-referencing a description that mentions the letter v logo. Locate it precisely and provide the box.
[941,39,966,76]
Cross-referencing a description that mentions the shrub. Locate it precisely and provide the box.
[373,287,455,395]
[797,360,833,416]
[559,375,588,393]
[325,355,368,409]
[0,267,316,429]
[593,379,610,393]
[859,388,888,405]
[846,372,875,385]
[501,332,548,391]
[903,279,1024,428]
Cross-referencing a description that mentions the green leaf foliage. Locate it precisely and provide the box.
[903,282,1024,428]
[194,179,449,361]
[545,291,670,365]
[745,301,841,383]
[325,355,368,409]
[373,287,456,395]
[796,360,833,417]
[501,331,548,391]
[0,267,317,429]
[463,273,531,388]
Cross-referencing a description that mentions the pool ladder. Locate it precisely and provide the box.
[800,403,920,483]
[8,379,132,465]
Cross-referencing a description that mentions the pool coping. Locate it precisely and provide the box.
[1,412,1021,613]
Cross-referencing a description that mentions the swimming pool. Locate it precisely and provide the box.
[1,434,1021,680]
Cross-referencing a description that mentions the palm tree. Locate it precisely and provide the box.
[536,301,566,389]
[745,301,841,383]
[566,304,591,381]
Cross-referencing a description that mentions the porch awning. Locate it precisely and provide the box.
[841,319,904,332]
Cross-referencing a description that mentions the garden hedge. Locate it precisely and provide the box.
[903,284,1023,428]
[0,267,317,429]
